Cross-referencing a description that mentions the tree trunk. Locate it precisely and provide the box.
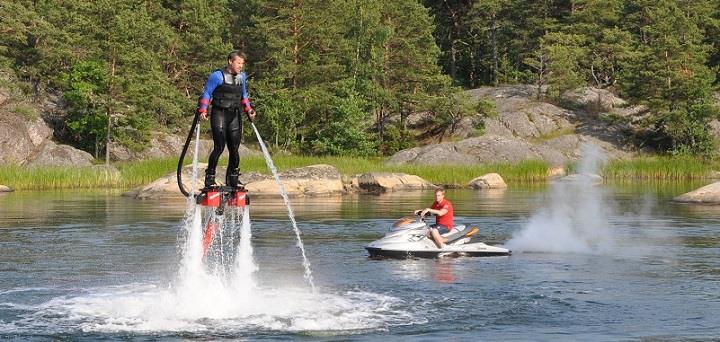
[378,107,385,143]
[664,49,672,90]
[492,13,499,86]
[291,0,302,90]
[536,54,546,100]
[469,49,476,87]
[444,0,460,81]
[450,40,458,81]
[353,2,362,81]
[106,55,116,171]
[105,106,112,170]
[378,38,391,143]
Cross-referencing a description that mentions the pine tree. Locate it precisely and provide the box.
[467,0,512,86]
[536,32,588,99]
[502,0,572,81]
[622,0,717,154]
[568,0,636,88]
[423,0,473,85]
[163,0,233,100]
[376,0,449,149]
[250,0,352,150]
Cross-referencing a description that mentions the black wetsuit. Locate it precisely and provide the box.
[198,69,253,188]
[208,104,242,178]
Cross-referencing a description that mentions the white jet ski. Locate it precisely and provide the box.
[365,216,511,259]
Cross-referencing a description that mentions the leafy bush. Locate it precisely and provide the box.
[381,122,415,155]
[307,84,377,157]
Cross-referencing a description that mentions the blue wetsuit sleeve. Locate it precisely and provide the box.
[198,71,223,112]
[240,72,253,112]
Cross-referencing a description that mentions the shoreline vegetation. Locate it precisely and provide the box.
[0,156,718,191]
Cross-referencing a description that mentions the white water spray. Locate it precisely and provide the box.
[191,124,201,194]
[251,123,316,292]
[506,144,617,254]
[180,125,202,222]
[175,127,222,297]
[233,205,257,291]
[31,199,407,333]
[174,120,258,298]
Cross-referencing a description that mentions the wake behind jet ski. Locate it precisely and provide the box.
[365,216,511,259]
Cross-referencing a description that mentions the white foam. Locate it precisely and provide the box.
[4,285,412,334]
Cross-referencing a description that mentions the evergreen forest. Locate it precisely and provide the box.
[1,0,719,157]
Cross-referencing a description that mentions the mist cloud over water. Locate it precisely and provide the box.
[506,144,618,254]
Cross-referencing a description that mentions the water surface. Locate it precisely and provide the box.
[0,184,718,341]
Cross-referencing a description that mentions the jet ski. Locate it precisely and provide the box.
[365,216,511,259]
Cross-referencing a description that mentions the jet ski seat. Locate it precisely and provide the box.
[441,224,466,243]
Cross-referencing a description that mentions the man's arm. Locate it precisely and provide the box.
[417,208,448,216]
[240,72,255,121]
[197,71,223,119]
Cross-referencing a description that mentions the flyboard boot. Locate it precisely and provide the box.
[203,169,217,189]
[225,168,249,209]
[226,168,244,190]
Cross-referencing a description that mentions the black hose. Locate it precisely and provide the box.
[177,112,200,197]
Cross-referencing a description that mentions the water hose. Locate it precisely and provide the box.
[177,112,200,197]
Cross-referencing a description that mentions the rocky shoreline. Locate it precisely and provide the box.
[124,164,455,199]
[4,163,720,206]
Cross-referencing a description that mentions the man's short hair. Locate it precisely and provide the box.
[227,50,246,61]
[435,188,445,194]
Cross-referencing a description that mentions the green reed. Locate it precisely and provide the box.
[0,156,551,190]
[0,165,123,189]
[601,156,715,180]
[4,154,717,190]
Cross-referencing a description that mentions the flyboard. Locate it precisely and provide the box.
[176,111,249,259]
[176,111,316,291]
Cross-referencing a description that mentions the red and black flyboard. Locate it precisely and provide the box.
[177,111,250,257]
[195,185,249,256]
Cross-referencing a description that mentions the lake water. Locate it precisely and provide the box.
[0,183,718,341]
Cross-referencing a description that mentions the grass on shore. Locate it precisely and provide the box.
[1,155,716,191]
[0,165,124,190]
[601,156,717,180]
[0,156,549,190]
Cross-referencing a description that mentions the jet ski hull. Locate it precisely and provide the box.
[365,247,511,259]
[365,218,511,259]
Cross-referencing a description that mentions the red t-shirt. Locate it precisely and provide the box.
[431,199,454,228]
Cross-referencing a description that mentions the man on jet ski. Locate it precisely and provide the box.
[414,188,454,249]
